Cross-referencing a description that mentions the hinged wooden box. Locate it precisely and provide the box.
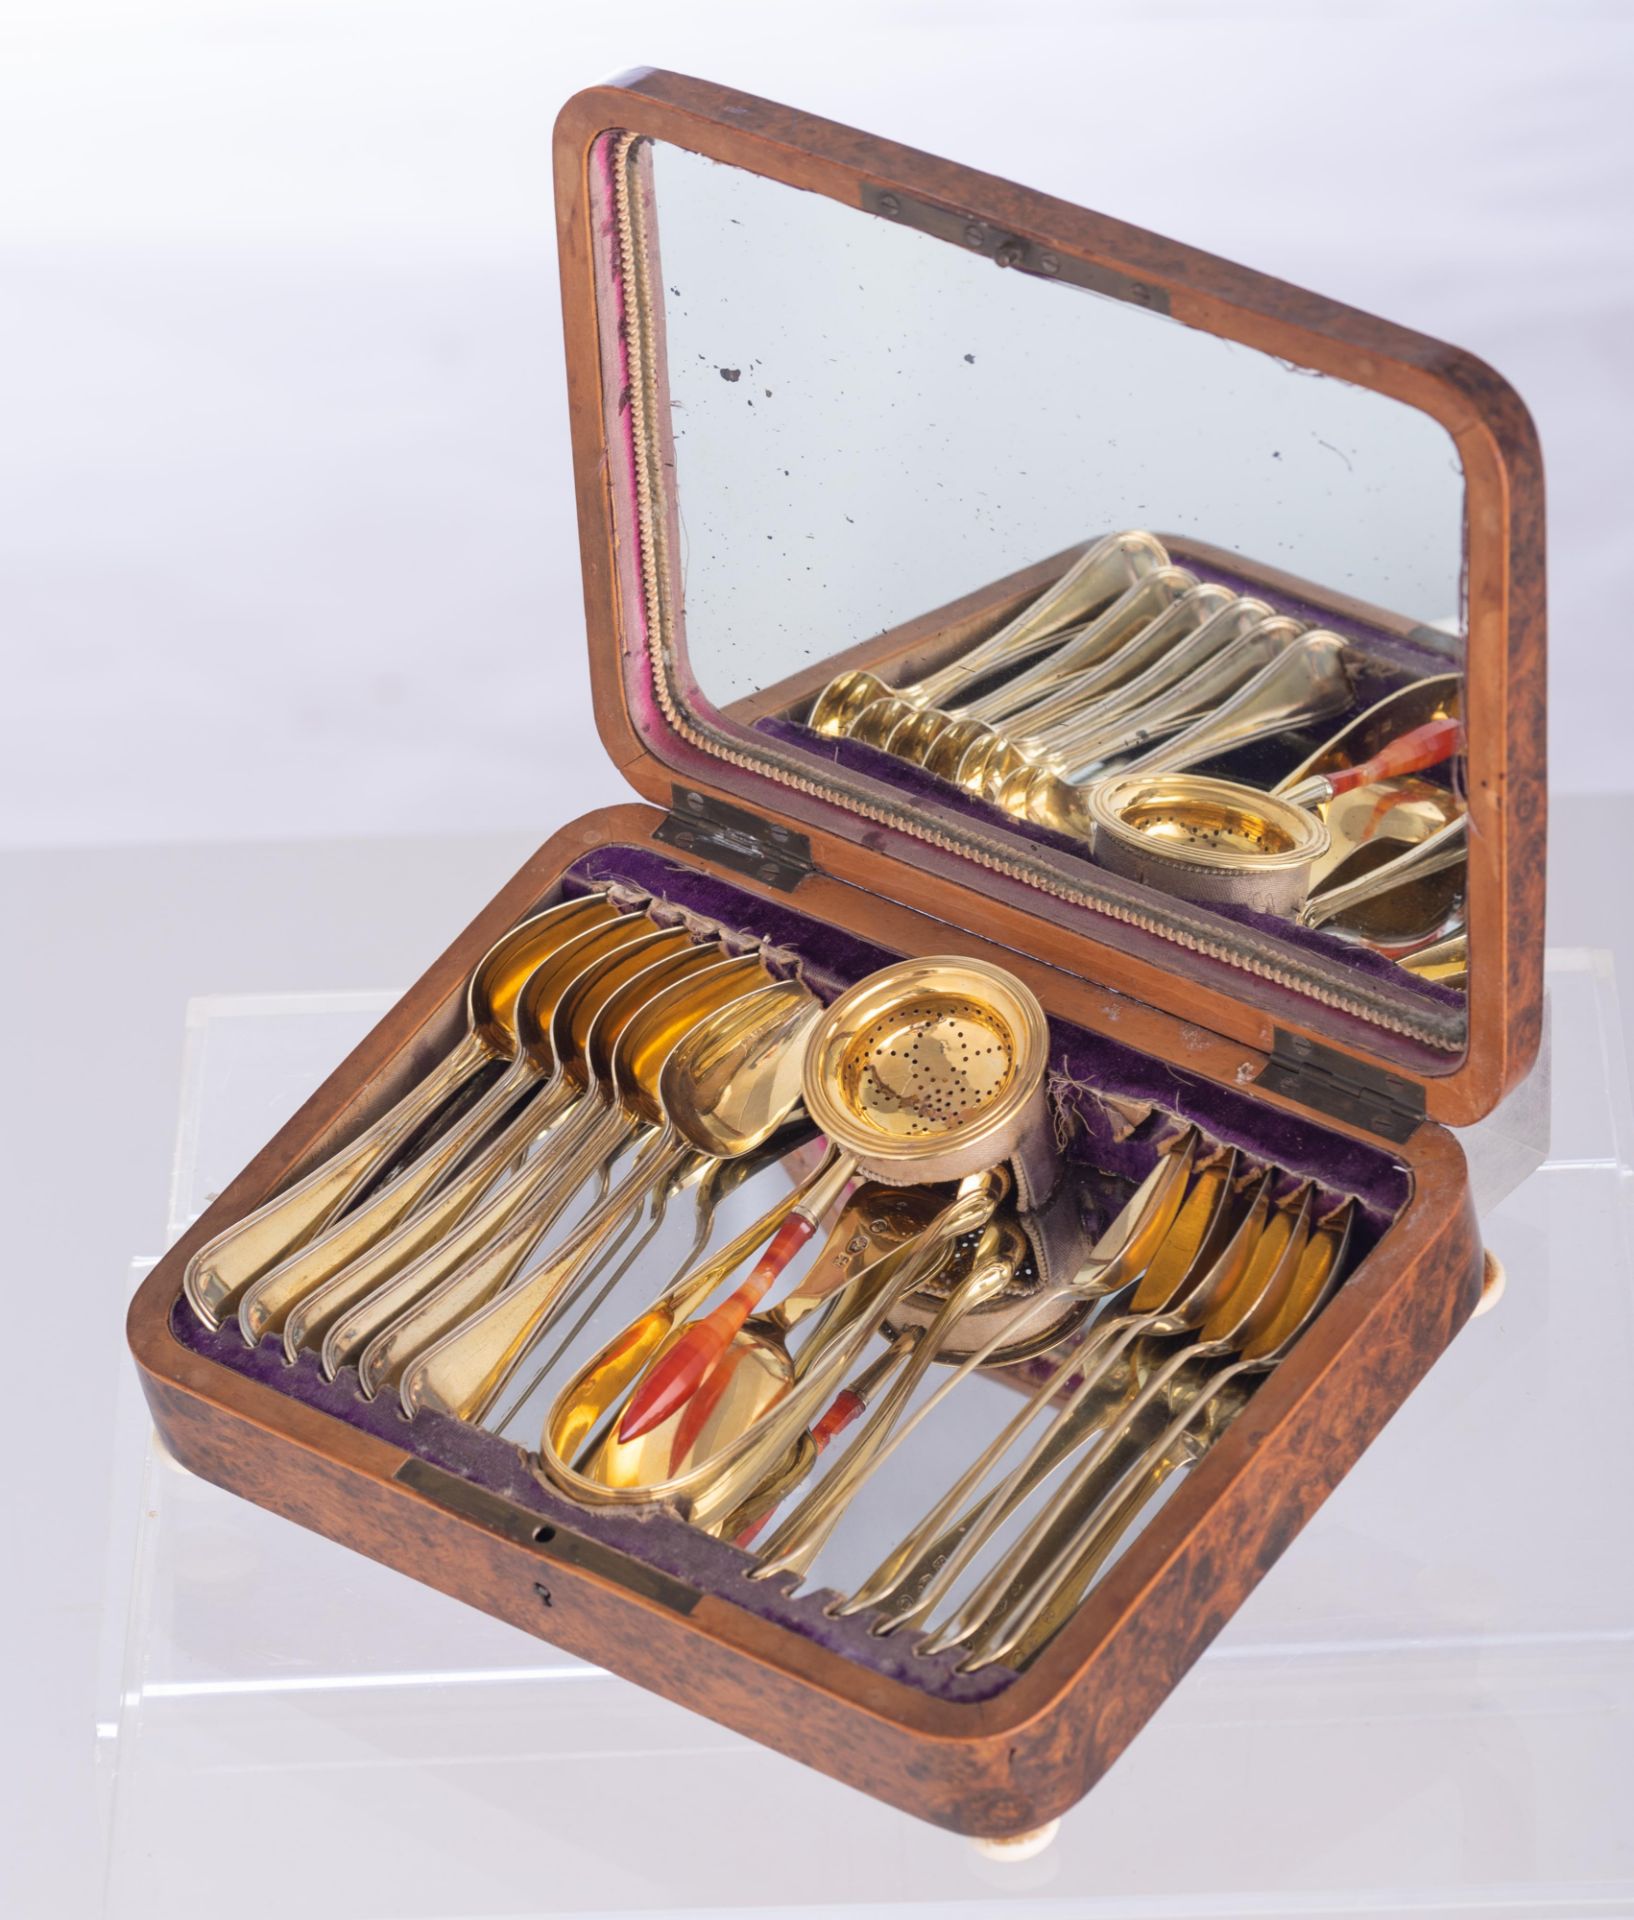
[128,69,1545,1838]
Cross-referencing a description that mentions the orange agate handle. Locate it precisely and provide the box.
[732,1386,867,1549]
[618,1213,819,1441]
[1325,715,1462,797]
[810,1386,866,1450]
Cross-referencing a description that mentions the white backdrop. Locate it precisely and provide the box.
[1,0,1628,847]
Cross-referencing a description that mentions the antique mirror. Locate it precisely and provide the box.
[601,133,1472,1060]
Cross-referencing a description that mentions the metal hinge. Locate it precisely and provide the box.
[860,182,1170,315]
[655,786,814,891]
[1257,1030,1427,1144]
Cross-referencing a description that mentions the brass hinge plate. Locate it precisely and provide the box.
[395,1457,701,1616]
[655,785,815,891]
[1258,1030,1426,1144]
[860,182,1170,315]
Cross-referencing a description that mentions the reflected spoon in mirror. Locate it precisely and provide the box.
[885,570,1211,769]
[936,583,1255,793]
[1300,813,1467,936]
[977,614,1305,807]
[1273,672,1461,803]
[907,581,1247,775]
[995,632,1351,835]
[1396,929,1467,985]
[1278,714,1462,813]
[805,530,1167,739]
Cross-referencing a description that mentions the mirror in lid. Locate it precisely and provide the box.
[603,133,1481,1062]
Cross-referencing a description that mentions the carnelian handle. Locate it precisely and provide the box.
[667,1342,744,1474]
[733,1388,867,1548]
[618,1214,818,1441]
[810,1387,866,1450]
[1325,716,1461,797]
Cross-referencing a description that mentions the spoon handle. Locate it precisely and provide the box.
[487,1164,709,1440]
[964,1407,1199,1669]
[1289,715,1463,807]
[541,1192,804,1466]
[864,1320,1146,1637]
[730,1342,915,1548]
[966,1362,1248,1673]
[969,1212,1350,1664]
[616,1151,855,1442]
[236,1057,543,1348]
[910,532,1168,706]
[892,1160,1248,1635]
[840,1338,1083,1622]
[856,1362,1145,1629]
[293,1078,585,1369]
[354,1100,626,1399]
[1118,633,1352,782]
[920,1340,1216,1658]
[615,1269,766,1443]
[837,1142,1195,1619]
[182,1028,491,1328]
[961,578,1220,731]
[402,1126,688,1426]
[692,1183,1000,1535]
[1046,624,1294,779]
[975,1217,1349,1663]
[1299,812,1467,928]
[987,584,1242,750]
[753,1252,1018,1581]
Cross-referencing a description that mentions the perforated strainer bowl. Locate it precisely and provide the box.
[802,956,1052,1188]
[1087,772,1329,917]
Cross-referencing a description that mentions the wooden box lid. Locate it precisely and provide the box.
[552,70,1545,1128]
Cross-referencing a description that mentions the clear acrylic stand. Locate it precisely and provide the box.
[99,954,1634,1917]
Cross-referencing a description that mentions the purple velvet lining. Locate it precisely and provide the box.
[563,844,1407,1238]
[169,843,1408,1704]
[1177,555,1456,685]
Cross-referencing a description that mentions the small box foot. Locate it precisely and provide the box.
[970,1818,1060,1862]
[1472,1248,1507,1318]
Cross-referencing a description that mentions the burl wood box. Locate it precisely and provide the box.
[127,70,1545,1838]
